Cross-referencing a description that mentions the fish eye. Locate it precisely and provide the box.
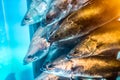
[49,31,53,35]
[74,51,78,54]
[33,57,38,60]
[27,55,33,59]
[24,17,30,21]
[54,34,59,38]
[48,64,55,68]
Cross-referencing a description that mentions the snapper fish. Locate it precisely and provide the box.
[67,20,120,59]
[44,56,120,80]
[49,0,120,43]
[22,0,90,25]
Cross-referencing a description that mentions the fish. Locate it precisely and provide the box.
[35,72,70,80]
[49,0,120,43]
[67,20,120,59]
[23,37,50,65]
[43,36,82,65]
[45,0,90,26]
[23,19,79,65]
[23,19,83,65]
[22,0,90,25]
[21,0,52,25]
[43,53,71,69]
[23,22,58,64]
[44,56,120,79]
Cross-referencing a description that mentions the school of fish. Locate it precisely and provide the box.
[22,0,120,80]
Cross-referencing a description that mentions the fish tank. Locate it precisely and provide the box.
[0,0,120,80]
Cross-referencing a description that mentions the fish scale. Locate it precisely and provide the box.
[44,56,120,79]
[22,0,89,25]
[49,0,120,43]
[67,20,120,59]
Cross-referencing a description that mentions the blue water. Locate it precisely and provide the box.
[0,0,34,80]
[1,0,120,80]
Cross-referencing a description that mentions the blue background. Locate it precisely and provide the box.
[0,0,34,80]
[0,0,120,80]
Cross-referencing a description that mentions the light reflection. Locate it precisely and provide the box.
[117,51,120,60]
[118,18,120,21]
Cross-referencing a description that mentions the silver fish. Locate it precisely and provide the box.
[23,22,58,64]
[22,0,90,25]
[49,0,120,42]
[45,56,120,79]
[43,36,82,66]
[45,0,90,26]
[22,0,52,25]
[67,20,120,59]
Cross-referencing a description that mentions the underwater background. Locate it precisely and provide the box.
[0,0,34,80]
[1,0,120,80]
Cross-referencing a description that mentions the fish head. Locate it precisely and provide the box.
[49,20,80,42]
[44,59,73,78]
[23,53,39,65]
[67,45,91,59]
[23,37,50,65]
[45,6,63,24]
[67,46,84,59]
[22,0,48,25]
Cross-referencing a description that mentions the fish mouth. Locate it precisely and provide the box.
[23,38,50,65]
[23,55,39,65]
[40,64,56,73]
[21,16,33,26]
[42,62,56,71]
[48,32,58,43]
[23,58,32,65]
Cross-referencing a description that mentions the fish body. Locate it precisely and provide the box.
[43,34,83,65]
[23,19,79,64]
[45,56,120,79]
[22,0,52,25]
[49,0,120,42]
[23,19,83,64]
[45,0,90,26]
[22,0,89,25]
[67,20,120,59]
[23,22,59,64]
